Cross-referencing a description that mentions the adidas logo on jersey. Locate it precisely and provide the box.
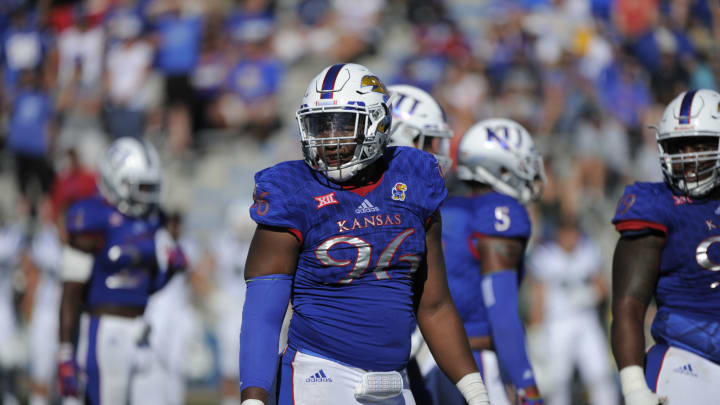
[306,369,332,383]
[673,363,698,378]
[355,199,380,214]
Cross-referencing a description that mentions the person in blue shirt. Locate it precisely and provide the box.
[57,137,186,405]
[150,1,203,153]
[612,89,720,404]
[239,63,490,405]
[1,6,49,97]
[7,68,55,215]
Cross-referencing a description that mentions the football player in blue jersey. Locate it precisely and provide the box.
[612,89,720,404]
[407,117,545,405]
[239,63,490,405]
[57,137,186,405]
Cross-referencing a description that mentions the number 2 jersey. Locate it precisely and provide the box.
[613,182,720,363]
[249,146,447,371]
[441,192,531,339]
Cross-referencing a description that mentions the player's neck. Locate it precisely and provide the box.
[707,188,720,200]
[466,182,493,196]
[338,159,386,189]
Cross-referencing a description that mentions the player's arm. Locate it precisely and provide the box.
[476,235,542,402]
[58,236,94,398]
[240,224,300,404]
[416,210,490,405]
[611,232,665,405]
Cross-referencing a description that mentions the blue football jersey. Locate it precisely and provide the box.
[613,182,720,363]
[65,195,165,309]
[441,192,531,338]
[249,147,447,371]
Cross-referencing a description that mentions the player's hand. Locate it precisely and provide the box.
[154,228,187,272]
[624,389,667,405]
[620,365,667,405]
[518,386,544,405]
[519,394,544,405]
[167,245,188,272]
[57,344,79,397]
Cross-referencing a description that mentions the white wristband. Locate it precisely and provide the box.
[619,365,666,405]
[58,342,74,362]
[241,400,264,405]
[456,372,490,405]
[620,365,650,396]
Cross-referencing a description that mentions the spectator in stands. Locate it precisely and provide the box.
[527,217,618,405]
[103,12,154,138]
[7,68,56,217]
[54,5,105,115]
[1,5,50,101]
[150,0,204,154]
[49,146,97,234]
[190,15,230,135]
[216,14,283,142]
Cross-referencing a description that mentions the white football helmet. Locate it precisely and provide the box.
[655,89,720,198]
[98,137,162,217]
[457,118,545,204]
[296,63,392,182]
[387,84,453,170]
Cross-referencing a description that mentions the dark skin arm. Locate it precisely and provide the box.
[59,236,97,345]
[241,224,300,403]
[59,281,86,344]
[611,233,665,369]
[475,235,541,397]
[416,210,478,384]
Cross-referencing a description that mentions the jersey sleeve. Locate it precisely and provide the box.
[471,195,531,239]
[420,152,448,219]
[250,164,306,241]
[611,182,669,235]
[65,198,111,235]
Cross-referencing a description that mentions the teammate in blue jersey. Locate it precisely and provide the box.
[611,89,720,404]
[403,116,545,405]
[57,137,186,405]
[239,63,490,405]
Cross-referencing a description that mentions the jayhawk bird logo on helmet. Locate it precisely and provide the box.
[360,75,389,96]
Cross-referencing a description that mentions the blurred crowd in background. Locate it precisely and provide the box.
[0,0,718,403]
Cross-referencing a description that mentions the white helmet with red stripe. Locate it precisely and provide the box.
[296,63,392,182]
[656,89,720,197]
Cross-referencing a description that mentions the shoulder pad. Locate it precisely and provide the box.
[612,182,671,235]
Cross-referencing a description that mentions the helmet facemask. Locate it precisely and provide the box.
[658,134,720,198]
[467,152,546,204]
[297,104,389,182]
[99,171,161,217]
